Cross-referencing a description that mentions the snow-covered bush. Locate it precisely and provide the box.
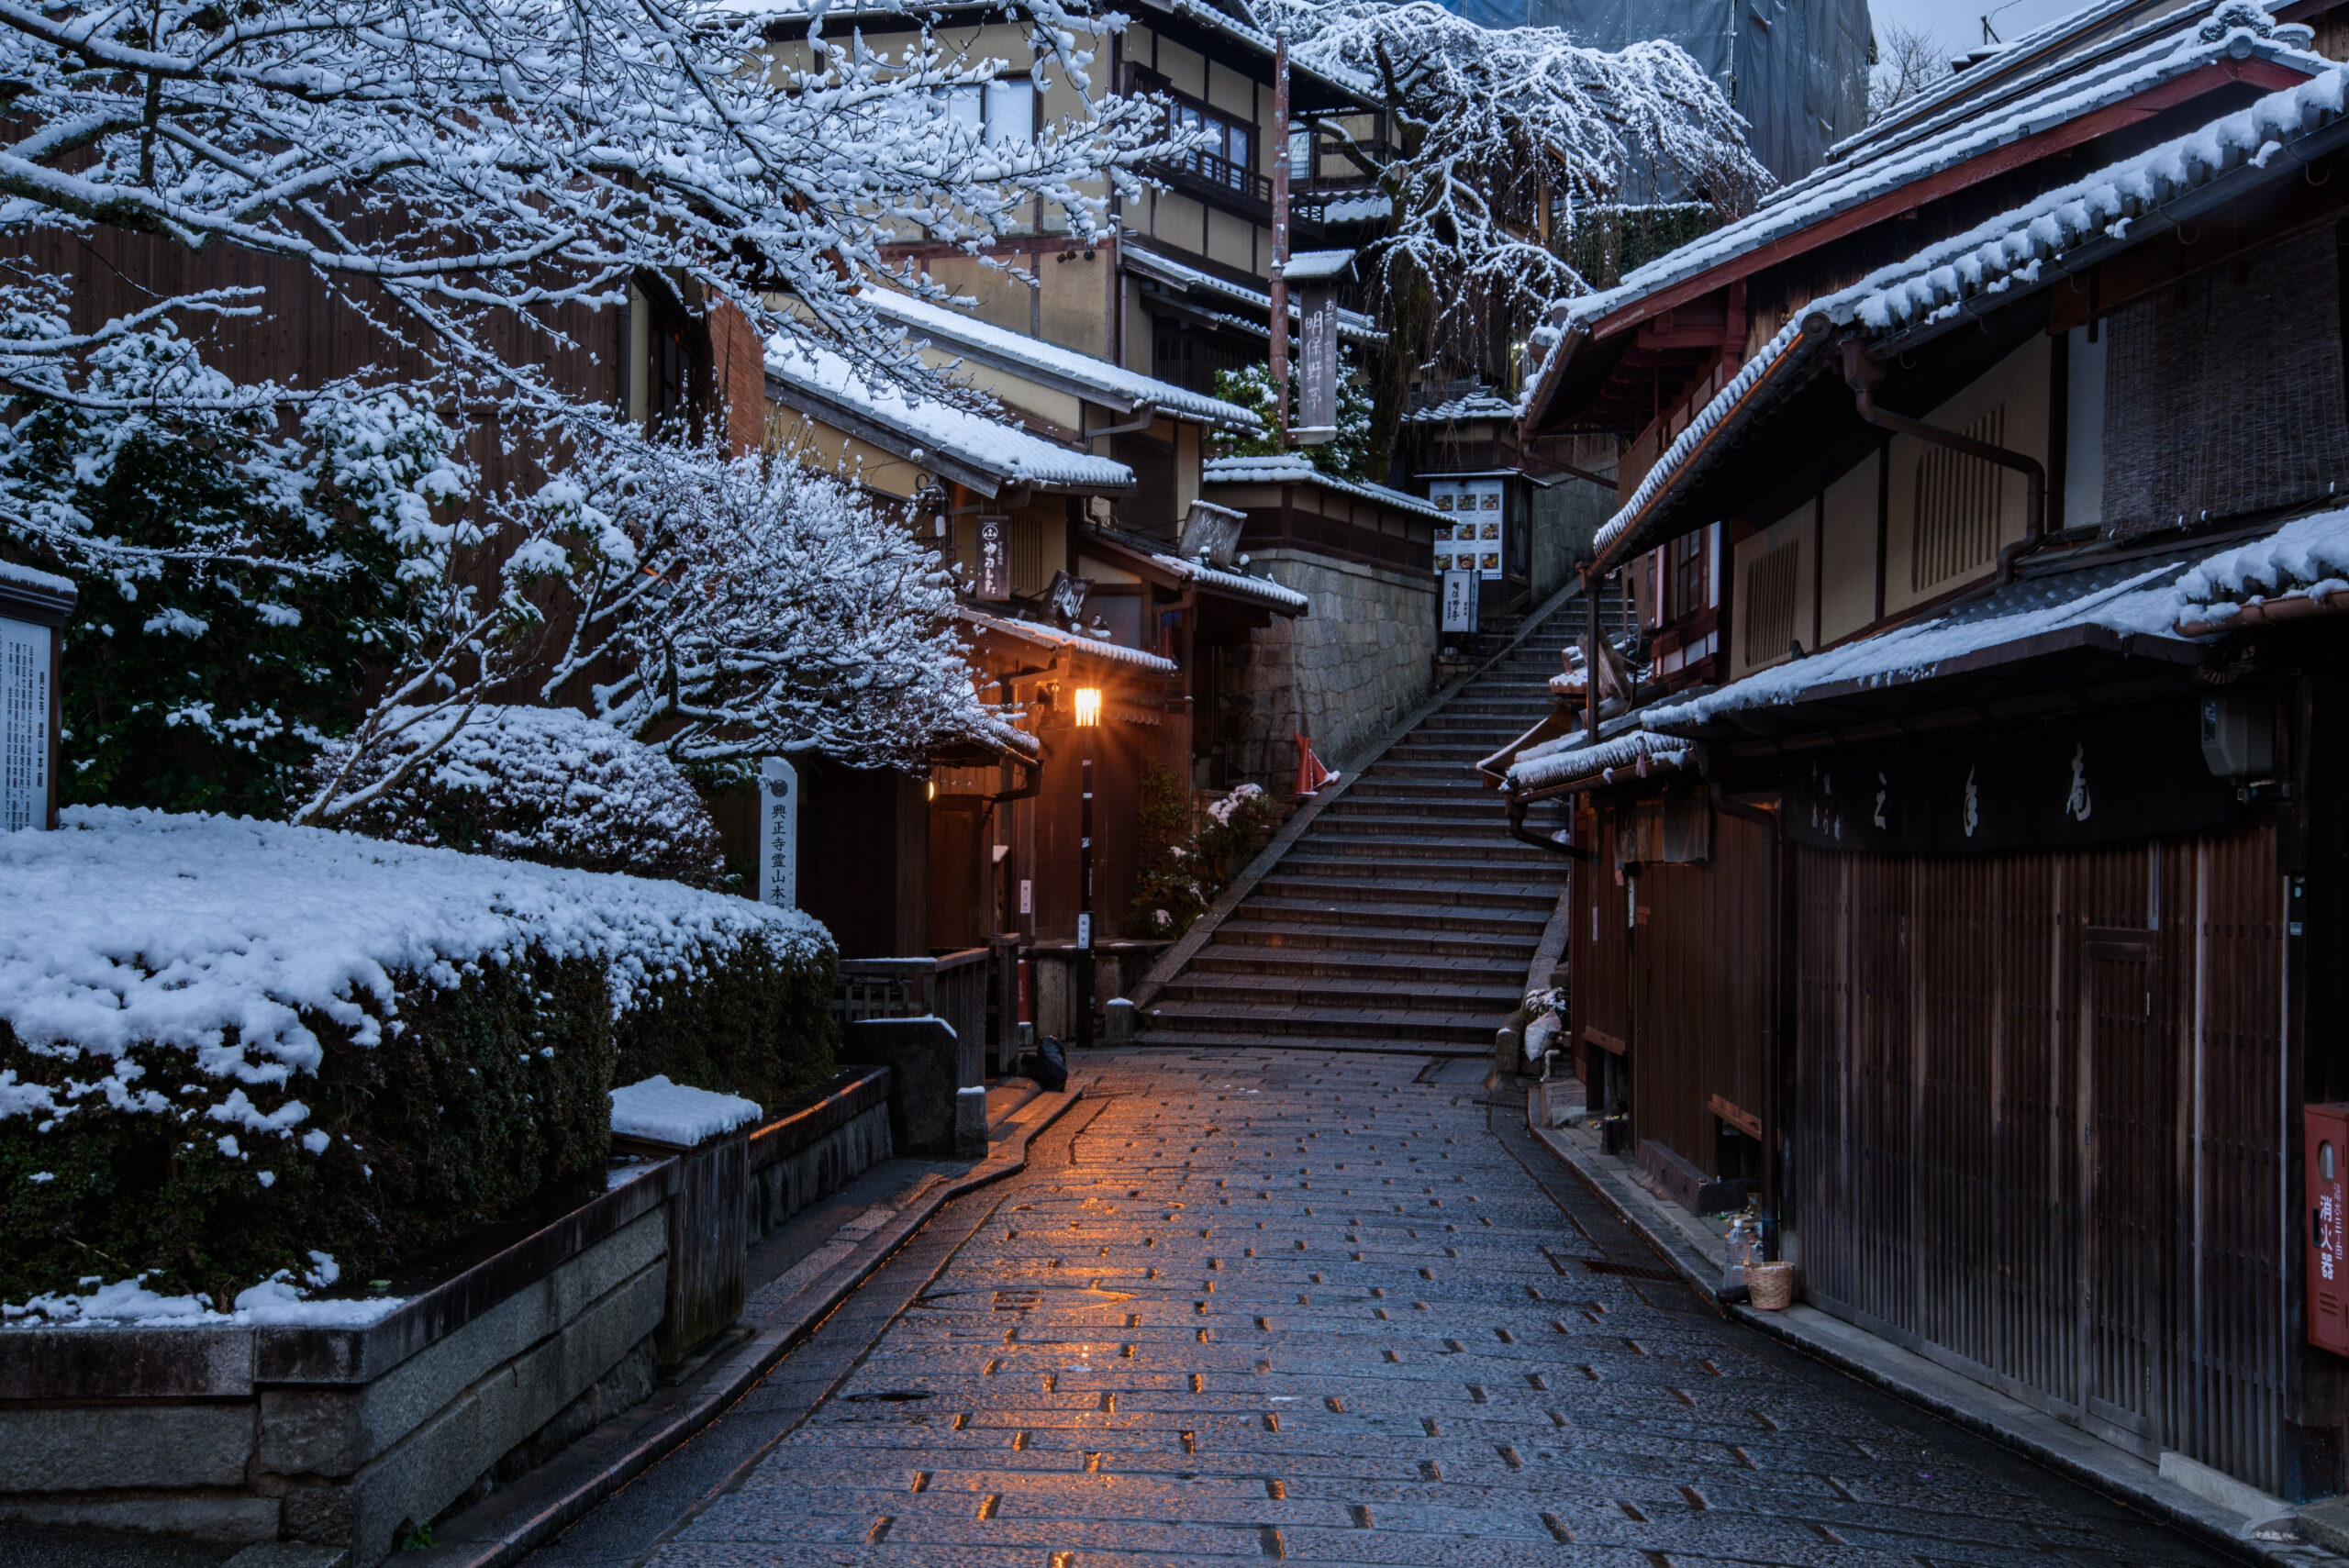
[0,331,469,817]
[315,706,726,886]
[1212,362,1375,481]
[0,808,837,1314]
[1129,771,1277,939]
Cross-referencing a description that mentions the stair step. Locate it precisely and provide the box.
[1219,903,1548,940]
[1156,974,1520,1009]
[1189,950,1526,982]
[1130,1031,1488,1058]
[1253,876,1557,911]
[1140,1001,1503,1044]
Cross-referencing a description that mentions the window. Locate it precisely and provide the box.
[1169,100,1253,179]
[1670,529,1709,620]
[1742,537,1800,667]
[941,79,1034,145]
[1287,128,1312,181]
[1911,405,2007,591]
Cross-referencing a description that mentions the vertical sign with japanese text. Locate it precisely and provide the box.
[758,756,799,910]
[1441,569,1479,634]
[977,516,1010,601]
[1299,289,1340,434]
[1,616,50,832]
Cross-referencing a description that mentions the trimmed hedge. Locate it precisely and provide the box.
[0,931,835,1310]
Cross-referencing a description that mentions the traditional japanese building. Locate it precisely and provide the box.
[1493,0,2349,1504]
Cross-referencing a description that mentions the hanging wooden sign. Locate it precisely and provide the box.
[976,515,1010,601]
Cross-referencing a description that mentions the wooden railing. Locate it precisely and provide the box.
[834,949,990,1087]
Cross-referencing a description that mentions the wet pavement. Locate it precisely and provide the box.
[536,1048,2231,1568]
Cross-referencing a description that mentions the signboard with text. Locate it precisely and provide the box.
[1441,570,1480,634]
[1429,477,1506,577]
[758,756,799,908]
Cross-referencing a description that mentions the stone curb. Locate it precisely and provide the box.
[1518,1095,2335,1568]
[1129,574,1588,1013]
[406,1083,1087,1568]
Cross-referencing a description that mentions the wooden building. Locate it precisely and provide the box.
[1491,0,2349,1502]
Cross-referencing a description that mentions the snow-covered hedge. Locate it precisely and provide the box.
[0,808,837,1314]
[314,706,726,886]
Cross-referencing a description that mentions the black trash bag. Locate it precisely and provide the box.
[1019,1035,1068,1092]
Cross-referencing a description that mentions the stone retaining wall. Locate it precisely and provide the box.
[1216,549,1437,791]
[0,1067,896,1564]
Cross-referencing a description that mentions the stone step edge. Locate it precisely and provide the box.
[1513,1098,2319,1568]
[1127,573,1587,1014]
[395,1083,1093,1568]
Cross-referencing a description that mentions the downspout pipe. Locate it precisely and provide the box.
[1506,793,1594,861]
[1085,401,1159,443]
[1842,339,2044,584]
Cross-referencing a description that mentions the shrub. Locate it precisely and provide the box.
[0,808,833,1314]
[315,705,726,886]
[1127,765,1278,940]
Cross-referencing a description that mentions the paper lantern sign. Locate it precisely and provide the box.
[0,562,72,832]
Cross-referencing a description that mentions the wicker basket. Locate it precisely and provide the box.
[1746,1261,1796,1311]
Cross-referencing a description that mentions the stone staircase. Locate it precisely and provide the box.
[1135,593,1595,1058]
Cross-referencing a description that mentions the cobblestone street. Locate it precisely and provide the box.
[543,1050,2232,1568]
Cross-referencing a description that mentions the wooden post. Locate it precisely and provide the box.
[1269,25,1290,439]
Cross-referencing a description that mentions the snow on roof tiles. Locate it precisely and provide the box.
[2176,506,2349,624]
[1149,551,1308,612]
[1587,59,2349,566]
[1542,6,2326,348]
[1201,454,1448,521]
[1642,533,2254,731]
[766,336,1133,493]
[865,291,1264,434]
[1124,245,1383,343]
[1281,249,1356,283]
[1506,728,1691,795]
[958,606,1181,673]
[1406,388,1519,424]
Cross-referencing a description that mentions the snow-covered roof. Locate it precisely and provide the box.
[1533,2,2327,387]
[1282,249,1355,283]
[1141,0,1374,103]
[1642,534,2244,733]
[1306,192,1392,225]
[1150,550,1308,613]
[958,606,1182,674]
[1407,388,1518,424]
[2176,506,2349,628]
[1202,453,1448,522]
[0,559,73,601]
[1507,728,1691,795]
[1586,60,2349,569]
[1124,245,1383,345]
[864,291,1263,434]
[766,336,1133,496]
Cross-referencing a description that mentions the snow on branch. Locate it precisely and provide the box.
[1275,0,1770,333]
[535,423,1009,773]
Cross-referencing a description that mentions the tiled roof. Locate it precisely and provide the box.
[1202,453,1447,521]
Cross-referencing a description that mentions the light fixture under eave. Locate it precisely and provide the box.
[926,778,937,800]
[1074,686,1102,728]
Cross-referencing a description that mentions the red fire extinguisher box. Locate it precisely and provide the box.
[2309,1104,2349,1355]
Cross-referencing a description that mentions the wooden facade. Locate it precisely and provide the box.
[1495,0,2349,1503]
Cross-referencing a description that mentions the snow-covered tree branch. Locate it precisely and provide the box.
[534,428,1013,774]
[1265,0,1769,469]
[0,0,1171,566]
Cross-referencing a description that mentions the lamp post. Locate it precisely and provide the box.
[1073,685,1101,1050]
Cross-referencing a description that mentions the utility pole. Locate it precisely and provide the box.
[1269,19,1291,439]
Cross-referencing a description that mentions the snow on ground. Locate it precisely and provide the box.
[610,1074,763,1146]
[0,807,829,1131]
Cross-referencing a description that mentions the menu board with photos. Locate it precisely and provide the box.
[1428,479,1505,575]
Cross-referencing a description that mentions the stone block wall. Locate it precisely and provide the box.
[1216,550,1439,790]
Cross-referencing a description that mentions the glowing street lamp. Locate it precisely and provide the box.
[1074,687,1101,1051]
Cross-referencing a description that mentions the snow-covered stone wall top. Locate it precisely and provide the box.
[0,560,73,601]
[609,1074,763,1146]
